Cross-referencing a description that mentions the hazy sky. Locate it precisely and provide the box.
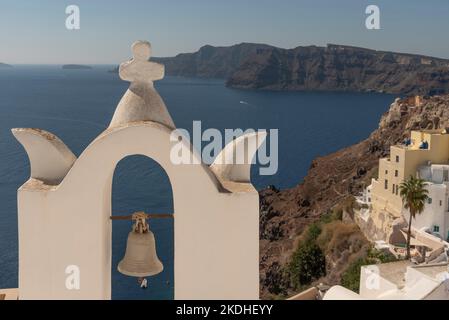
[1,0,449,64]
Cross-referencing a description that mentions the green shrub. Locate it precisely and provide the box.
[367,247,397,263]
[340,248,398,292]
[288,242,326,289]
[305,223,322,243]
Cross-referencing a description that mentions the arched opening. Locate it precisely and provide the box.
[111,155,174,300]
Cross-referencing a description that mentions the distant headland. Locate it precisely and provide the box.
[0,63,12,68]
[62,64,92,70]
[110,43,449,96]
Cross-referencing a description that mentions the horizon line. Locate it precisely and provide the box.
[3,41,449,65]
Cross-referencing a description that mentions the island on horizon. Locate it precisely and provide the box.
[0,63,13,68]
[62,64,93,70]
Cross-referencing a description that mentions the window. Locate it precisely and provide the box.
[440,200,443,206]
[395,185,399,195]
[433,225,440,233]
[395,155,399,163]
[395,170,398,177]
[428,198,432,204]
[385,170,388,175]
[392,184,395,194]
[384,180,388,190]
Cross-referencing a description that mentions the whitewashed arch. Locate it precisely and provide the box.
[14,121,262,299]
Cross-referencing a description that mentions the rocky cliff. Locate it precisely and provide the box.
[228,44,449,95]
[259,94,449,298]
[154,43,274,78]
[110,43,449,95]
[149,43,449,95]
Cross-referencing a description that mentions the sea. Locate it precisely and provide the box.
[0,65,394,299]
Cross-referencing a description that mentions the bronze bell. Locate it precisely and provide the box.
[118,213,163,277]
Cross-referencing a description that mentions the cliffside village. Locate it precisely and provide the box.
[292,96,449,300]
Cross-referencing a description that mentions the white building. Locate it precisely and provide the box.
[415,163,449,240]
[324,261,449,300]
[359,184,373,205]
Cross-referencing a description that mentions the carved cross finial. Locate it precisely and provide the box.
[109,40,175,129]
[119,41,164,84]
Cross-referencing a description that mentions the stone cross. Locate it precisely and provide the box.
[109,41,175,129]
[119,41,164,84]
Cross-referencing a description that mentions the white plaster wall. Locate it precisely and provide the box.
[359,266,398,299]
[418,166,432,181]
[323,286,363,300]
[405,267,427,289]
[407,184,447,239]
[430,165,449,184]
[17,122,260,300]
[402,268,442,299]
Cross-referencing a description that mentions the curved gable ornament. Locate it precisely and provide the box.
[12,41,263,300]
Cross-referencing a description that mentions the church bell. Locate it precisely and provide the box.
[117,213,163,277]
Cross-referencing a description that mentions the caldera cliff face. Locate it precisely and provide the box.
[227,44,449,95]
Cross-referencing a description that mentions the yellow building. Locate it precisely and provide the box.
[370,130,449,218]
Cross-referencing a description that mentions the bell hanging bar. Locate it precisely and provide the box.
[110,211,173,221]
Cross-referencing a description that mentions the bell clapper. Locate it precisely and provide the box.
[138,277,148,289]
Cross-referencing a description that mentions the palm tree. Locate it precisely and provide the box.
[399,176,429,260]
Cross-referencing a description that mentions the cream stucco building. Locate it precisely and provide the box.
[365,130,449,243]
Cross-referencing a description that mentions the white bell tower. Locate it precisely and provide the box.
[13,41,264,300]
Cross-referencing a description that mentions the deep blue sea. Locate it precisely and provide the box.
[0,65,394,299]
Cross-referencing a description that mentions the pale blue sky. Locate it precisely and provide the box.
[1,0,448,64]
